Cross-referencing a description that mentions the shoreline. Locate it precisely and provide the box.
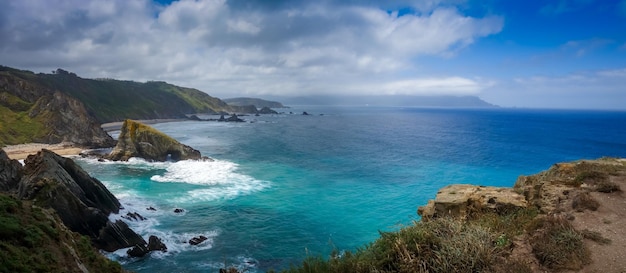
[2,142,86,160]
[101,119,185,132]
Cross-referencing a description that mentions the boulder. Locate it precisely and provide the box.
[147,235,167,252]
[418,184,527,220]
[258,107,278,114]
[122,212,147,221]
[174,208,184,213]
[17,149,145,251]
[107,119,202,162]
[97,220,147,252]
[0,149,22,192]
[189,235,208,245]
[226,114,244,122]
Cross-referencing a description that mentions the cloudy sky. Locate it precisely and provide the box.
[1,0,625,109]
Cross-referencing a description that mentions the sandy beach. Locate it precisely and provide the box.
[2,142,85,160]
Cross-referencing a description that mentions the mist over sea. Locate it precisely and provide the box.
[76,106,626,272]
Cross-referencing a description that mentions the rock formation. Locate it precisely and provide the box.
[0,72,115,147]
[258,106,278,114]
[418,184,528,220]
[107,119,202,161]
[16,149,145,250]
[0,149,22,192]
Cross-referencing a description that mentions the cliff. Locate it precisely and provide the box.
[280,158,626,273]
[0,65,254,124]
[0,69,115,147]
[0,148,157,271]
[108,119,203,161]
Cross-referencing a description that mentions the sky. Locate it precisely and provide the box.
[1,0,625,109]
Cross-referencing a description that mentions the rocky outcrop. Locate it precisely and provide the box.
[28,91,116,148]
[127,235,167,257]
[0,149,22,192]
[418,184,528,220]
[258,106,278,114]
[107,119,202,161]
[514,158,625,213]
[14,149,145,251]
[0,71,115,147]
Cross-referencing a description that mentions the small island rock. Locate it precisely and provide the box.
[107,119,202,162]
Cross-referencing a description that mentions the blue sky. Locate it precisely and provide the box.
[0,0,625,109]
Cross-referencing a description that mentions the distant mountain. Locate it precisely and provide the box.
[271,95,497,108]
[223,97,287,108]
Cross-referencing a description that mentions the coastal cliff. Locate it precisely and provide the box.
[0,148,172,271]
[0,70,115,147]
[279,158,626,273]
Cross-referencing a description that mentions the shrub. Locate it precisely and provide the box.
[572,192,600,212]
[528,216,590,270]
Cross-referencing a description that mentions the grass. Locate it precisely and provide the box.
[572,192,600,212]
[0,193,125,273]
[272,208,539,273]
[581,229,611,245]
[528,216,590,270]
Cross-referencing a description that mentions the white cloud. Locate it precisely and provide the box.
[484,68,626,109]
[0,0,503,98]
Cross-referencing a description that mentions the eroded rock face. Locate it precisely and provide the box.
[514,159,626,213]
[418,184,528,220]
[0,149,22,192]
[16,149,144,251]
[107,119,202,161]
[28,91,116,148]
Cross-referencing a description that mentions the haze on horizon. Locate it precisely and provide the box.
[0,0,625,110]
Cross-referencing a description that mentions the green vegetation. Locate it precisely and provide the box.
[0,105,47,146]
[224,97,286,108]
[272,208,542,273]
[0,193,125,273]
[0,66,235,124]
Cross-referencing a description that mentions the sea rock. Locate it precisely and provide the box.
[302,111,310,115]
[17,149,144,251]
[189,235,208,245]
[174,208,184,213]
[226,114,244,122]
[258,106,278,114]
[147,235,167,252]
[0,149,22,192]
[418,184,527,220]
[97,220,147,252]
[107,119,202,162]
[122,212,147,221]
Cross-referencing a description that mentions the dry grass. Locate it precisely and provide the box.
[528,216,590,270]
[572,192,600,212]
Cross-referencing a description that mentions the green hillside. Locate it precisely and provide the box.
[0,66,235,123]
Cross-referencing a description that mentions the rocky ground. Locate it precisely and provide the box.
[419,158,626,273]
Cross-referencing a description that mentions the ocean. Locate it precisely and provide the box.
[75,106,626,272]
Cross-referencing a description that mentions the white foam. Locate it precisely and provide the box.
[151,159,270,202]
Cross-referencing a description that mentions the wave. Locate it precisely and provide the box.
[150,159,270,202]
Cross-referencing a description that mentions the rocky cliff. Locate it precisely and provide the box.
[0,69,115,147]
[108,119,203,161]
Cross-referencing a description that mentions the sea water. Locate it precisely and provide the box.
[75,106,626,272]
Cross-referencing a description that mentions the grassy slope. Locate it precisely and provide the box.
[0,66,233,124]
[0,193,125,273]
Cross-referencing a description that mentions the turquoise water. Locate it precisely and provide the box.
[76,107,626,272]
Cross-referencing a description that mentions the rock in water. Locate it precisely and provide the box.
[258,106,278,114]
[189,235,208,245]
[107,119,202,161]
[16,149,144,251]
[148,235,167,252]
